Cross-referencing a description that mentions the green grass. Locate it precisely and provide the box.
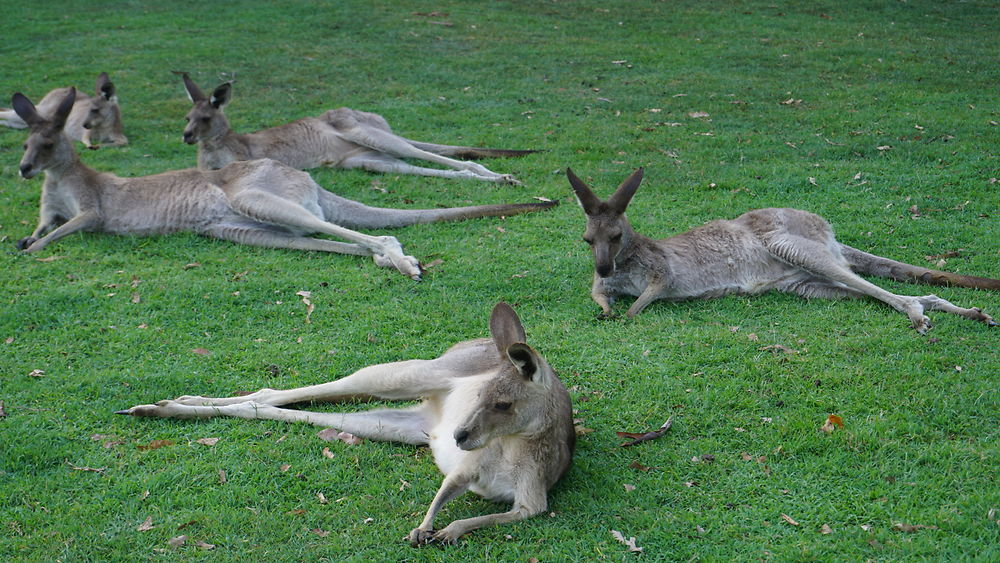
[1,0,998,560]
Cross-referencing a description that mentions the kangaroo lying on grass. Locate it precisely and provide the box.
[568,167,998,333]
[178,72,534,184]
[11,88,555,279]
[117,303,575,546]
[0,72,127,148]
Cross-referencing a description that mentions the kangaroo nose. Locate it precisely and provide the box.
[454,429,469,445]
[596,264,613,277]
[19,164,32,177]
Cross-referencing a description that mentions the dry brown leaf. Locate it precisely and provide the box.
[316,428,363,445]
[131,292,141,304]
[780,98,803,105]
[137,516,155,532]
[67,461,107,473]
[137,439,174,451]
[574,424,595,436]
[183,262,201,270]
[311,528,330,537]
[623,483,636,492]
[191,348,211,356]
[820,523,833,534]
[4,337,13,344]
[167,535,186,547]
[688,111,710,118]
[628,460,652,472]
[892,522,938,532]
[321,447,335,459]
[610,529,643,553]
[0,400,5,418]
[280,464,291,472]
[317,492,328,504]
[286,509,306,516]
[741,452,753,461]
[876,145,892,151]
[820,414,844,433]
[195,437,219,446]
[295,291,315,324]
[27,369,45,378]
[35,255,66,262]
[195,541,215,550]
[781,513,800,526]
[140,490,150,500]
[218,470,227,484]
[617,417,673,447]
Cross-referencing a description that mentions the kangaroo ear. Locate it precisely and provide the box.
[50,88,76,131]
[96,72,115,100]
[566,168,602,215]
[11,93,44,127]
[176,71,206,102]
[607,167,644,214]
[489,302,527,356]
[210,83,232,109]
[506,342,541,382]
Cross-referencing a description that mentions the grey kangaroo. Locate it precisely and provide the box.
[0,72,127,148]
[117,302,575,546]
[10,88,555,280]
[178,72,534,184]
[568,167,998,333]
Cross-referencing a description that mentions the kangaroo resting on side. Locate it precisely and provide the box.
[568,167,998,333]
[117,303,575,546]
[11,89,556,279]
[0,72,127,148]
[178,72,534,184]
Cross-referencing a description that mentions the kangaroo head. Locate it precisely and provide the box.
[177,72,231,145]
[82,72,119,132]
[13,88,76,179]
[454,303,555,451]
[567,167,643,277]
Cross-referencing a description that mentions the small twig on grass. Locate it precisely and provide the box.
[617,417,673,447]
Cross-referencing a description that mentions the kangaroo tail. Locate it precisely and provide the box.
[840,244,1000,290]
[318,190,557,229]
[406,141,538,159]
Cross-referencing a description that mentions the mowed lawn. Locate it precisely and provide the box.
[1,1,997,560]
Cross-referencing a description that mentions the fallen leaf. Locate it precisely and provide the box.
[820,524,833,534]
[0,401,5,418]
[167,535,186,547]
[4,337,12,344]
[286,509,306,516]
[876,145,892,151]
[176,520,197,531]
[140,490,150,500]
[399,479,410,491]
[195,541,215,550]
[423,258,444,270]
[624,483,636,492]
[628,460,652,472]
[195,437,219,446]
[688,111,710,118]
[218,470,227,484]
[779,98,802,105]
[191,348,211,356]
[820,414,844,433]
[137,516,155,532]
[280,464,291,472]
[574,424,595,436]
[27,369,45,378]
[311,528,330,537]
[35,255,66,262]
[321,447,335,459]
[295,291,315,324]
[747,332,759,341]
[741,452,753,461]
[317,492,328,504]
[131,292,141,304]
[892,522,938,532]
[808,177,818,186]
[317,428,364,445]
[137,439,174,451]
[183,262,201,270]
[617,417,673,447]
[781,513,800,526]
[684,481,698,487]
[610,529,643,553]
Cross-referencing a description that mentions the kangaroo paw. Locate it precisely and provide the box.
[498,174,523,186]
[371,236,421,280]
[407,528,438,547]
[15,236,37,251]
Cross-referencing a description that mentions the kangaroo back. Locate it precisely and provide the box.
[841,245,1000,290]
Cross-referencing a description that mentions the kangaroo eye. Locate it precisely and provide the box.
[494,402,512,411]
[201,117,211,124]
[43,143,54,150]
[610,234,622,242]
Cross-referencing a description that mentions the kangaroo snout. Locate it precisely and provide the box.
[20,163,36,179]
[182,132,196,145]
[454,428,471,447]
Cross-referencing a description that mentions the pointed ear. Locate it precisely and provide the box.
[96,72,115,100]
[607,167,644,214]
[50,88,76,130]
[566,168,602,215]
[12,93,44,127]
[506,342,541,382]
[175,71,206,102]
[210,83,232,109]
[489,302,527,355]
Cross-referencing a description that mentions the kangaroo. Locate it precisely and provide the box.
[0,72,127,148]
[568,167,998,333]
[117,302,575,546]
[10,88,556,280]
[178,72,534,184]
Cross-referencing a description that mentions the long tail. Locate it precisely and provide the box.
[318,190,557,229]
[407,141,538,159]
[840,244,1000,290]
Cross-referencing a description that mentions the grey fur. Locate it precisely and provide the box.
[117,303,575,546]
[178,72,534,184]
[10,88,555,280]
[568,167,997,333]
